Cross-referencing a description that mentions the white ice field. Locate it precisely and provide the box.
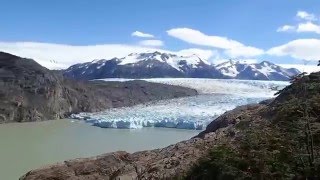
[71,78,289,130]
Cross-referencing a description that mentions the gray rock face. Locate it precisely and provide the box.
[0,52,197,123]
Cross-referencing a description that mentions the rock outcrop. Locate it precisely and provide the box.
[0,52,197,123]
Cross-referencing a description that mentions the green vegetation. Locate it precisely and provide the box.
[186,72,320,179]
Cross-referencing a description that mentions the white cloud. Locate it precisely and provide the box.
[167,28,241,49]
[267,39,320,61]
[167,28,264,58]
[176,48,220,64]
[277,11,320,34]
[177,48,218,60]
[296,11,317,21]
[139,40,164,47]
[213,58,258,65]
[277,25,295,32]
[224,46,264,58]
[280,64,320,74]
[297,22,320,34]
[0,42,215,69]
[131,31,155,38]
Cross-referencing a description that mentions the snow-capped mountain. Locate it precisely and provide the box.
[63,51,300,81]
[64,51,222,80]
[216,60,300,81]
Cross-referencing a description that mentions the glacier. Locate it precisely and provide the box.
[71,79,289,130]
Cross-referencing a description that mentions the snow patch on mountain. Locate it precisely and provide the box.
[117,51,207,71]
[64,51,300,81]
[215,60,300,80]
[215,60,240,77]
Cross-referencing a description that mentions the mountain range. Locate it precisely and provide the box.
[63,51,300,81]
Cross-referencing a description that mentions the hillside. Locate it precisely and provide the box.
[0,52,197,123]
[20,72,320,179]
[188,71,320,179]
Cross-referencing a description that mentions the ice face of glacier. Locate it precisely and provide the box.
[72,95,260,130]
[71,79,289,130]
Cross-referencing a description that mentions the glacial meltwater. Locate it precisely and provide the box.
[0,120,199,179]
[0,79,289,179]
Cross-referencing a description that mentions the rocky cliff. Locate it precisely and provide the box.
[0,52,197,123]
[20,72,320,179]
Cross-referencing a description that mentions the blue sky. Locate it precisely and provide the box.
[0,0,320,71]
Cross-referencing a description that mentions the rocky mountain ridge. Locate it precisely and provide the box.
[64,51,300,81]
[216,59,300,80]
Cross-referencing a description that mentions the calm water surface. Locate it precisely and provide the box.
[0,119,199,179]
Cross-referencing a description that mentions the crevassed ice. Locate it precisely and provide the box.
[72,79,289,130]
[143,78,289,97]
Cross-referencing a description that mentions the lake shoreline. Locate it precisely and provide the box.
[0,119,200,179]
[19,103,264,179]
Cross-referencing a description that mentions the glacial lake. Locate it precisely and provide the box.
[0,119,199,179]
[0,79,289,179]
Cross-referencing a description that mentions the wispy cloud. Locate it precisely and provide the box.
[296,11,317,21]
[271,12,320,62]
[0,42,215,69]
[214,58,258,65]
[167,28,264,58]
[139,40,164,47]
[297,22,320,34]
[278,22,320,34]
[277,11,320,34]
[131,31,155,38]
[277,25,295,32]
